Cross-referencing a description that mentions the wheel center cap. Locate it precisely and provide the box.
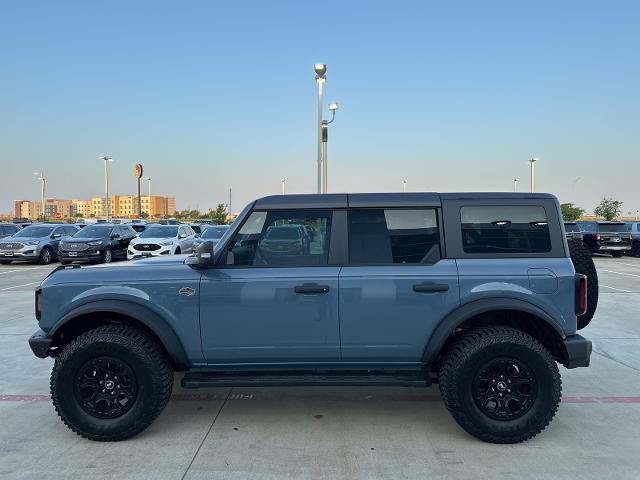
[496,381,507,392]
[104,380,115,390]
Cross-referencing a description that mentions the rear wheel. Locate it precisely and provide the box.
[611,251,623,258]
[0,260,11,265]
[438,326,561,444]
[633,242,640,257]
[50,325,174,441]
[567,238,598,329]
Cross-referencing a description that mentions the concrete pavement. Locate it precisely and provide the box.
[1,257,640,479]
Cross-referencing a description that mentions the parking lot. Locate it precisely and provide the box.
[0,257,639,480]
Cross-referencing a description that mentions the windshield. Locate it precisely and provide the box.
[13,226,55,238]
[139,226,178,238]
[597,223,628,233]
[202,226,228,239]
[74,225,113,237]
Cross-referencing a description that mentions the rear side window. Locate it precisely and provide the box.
[349,209,440,264]
[461,206,551,254]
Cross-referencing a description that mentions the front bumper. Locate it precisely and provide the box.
[128,246,171,259]
[0,249,40,260]
[58,249,103,262]
[562,334,592,369]
[29,329,53,358]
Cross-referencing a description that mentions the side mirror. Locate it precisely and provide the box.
[195,240,215,267]
[178,233,187,239]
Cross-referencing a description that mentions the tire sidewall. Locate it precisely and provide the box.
[40,248,52,265]
[454,342,558,436]
[53,341,155,437]
[103,248,112,263]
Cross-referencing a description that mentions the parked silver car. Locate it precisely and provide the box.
[0,223,79,264]
[127,224,196,259]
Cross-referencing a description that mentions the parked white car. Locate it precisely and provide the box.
[127,224,196,259]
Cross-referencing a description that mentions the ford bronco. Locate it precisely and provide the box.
[29,192,593,443]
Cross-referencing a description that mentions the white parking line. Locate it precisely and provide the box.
[600,284,633,293]
[599,269,640,279]
[0,266,51,275]
[608,261,640,268]
[0,282,40,291]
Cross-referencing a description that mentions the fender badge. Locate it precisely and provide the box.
[179,287,196,296]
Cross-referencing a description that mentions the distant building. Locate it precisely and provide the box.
[14,195,177,220]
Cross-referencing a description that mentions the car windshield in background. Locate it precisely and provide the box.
[139,226,178,238]
[597,223,627,233]
[74,225,113,237]
[564,223,581,232]
[202,227,228,239]
[265,226,301,240]
[12,226,55,238]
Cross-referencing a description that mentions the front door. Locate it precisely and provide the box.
[339,208,460,362]
[200,209,341,364]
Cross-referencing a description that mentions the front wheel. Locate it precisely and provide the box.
[102,247,113,263]
[438,326,561,444]
[38,247,53,265]
[50,325,174,441]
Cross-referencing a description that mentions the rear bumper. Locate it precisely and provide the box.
[562,334,592,369]
[29,329,53,358]
[597,244,631,251]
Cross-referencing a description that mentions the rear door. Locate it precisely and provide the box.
[338,208,460,362]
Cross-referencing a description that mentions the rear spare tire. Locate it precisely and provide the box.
[567,238,598,329]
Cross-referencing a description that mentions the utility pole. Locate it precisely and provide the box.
[99,156,113,221]
[402,179,408,192]
[314,64,326,194]
[281,178,286,195]
[529,157,538,192]
[229,187,232,215]
[145,177,152,218]
[513,178,520,192]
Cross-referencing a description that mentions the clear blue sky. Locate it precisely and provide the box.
[1,1,639,214]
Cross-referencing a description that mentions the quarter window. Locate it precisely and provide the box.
[349,209,441,264]
[227,210,332,266]
[461,206,551,254]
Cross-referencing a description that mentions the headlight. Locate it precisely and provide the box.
[87,241,102,246]
[160,240,174,246]
[25,240,40,246]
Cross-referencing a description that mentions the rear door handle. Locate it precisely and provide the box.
[294,284,330,294]
[413,283,449,293]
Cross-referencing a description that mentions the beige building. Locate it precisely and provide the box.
[15,195,176,220]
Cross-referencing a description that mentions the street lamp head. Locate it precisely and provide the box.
[514,178,520,181]
[99,156,113,162]
[314,63,327,77]
[145,177,151,181]
[529,157,539,163]
[328,102,339,111]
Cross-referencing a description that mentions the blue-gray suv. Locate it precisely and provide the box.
[28,193,593,443]
[0,223,79,264]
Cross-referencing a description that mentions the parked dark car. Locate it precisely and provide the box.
[576,221,632,257]
[563,222,583,242]
[58,224,137,264]
[626,221,640,257]
[0,223,21,239]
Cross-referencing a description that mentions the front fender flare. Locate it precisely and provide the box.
[49,299,188,365]
[422,298,566,365]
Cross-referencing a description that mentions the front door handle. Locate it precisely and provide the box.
[294,284,330,294]
[413,283,449,293]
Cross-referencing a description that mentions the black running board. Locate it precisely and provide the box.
[181,372,431,389]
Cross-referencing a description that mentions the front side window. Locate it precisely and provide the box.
[461,206,551,254]
[227,210,331,266]
[349,209,440,264]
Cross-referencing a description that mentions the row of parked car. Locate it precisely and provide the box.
[0,221,229,265]
[564,221,640,257]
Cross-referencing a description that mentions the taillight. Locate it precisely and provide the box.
[595,233,601,241]
[35,287,42,321]
[575,274,587,316]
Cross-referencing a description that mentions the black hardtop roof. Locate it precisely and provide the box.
[253,192,557,209]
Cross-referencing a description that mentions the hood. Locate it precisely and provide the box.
[131,237,176,244]
[63,236,106,243]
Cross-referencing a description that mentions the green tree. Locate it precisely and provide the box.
[560,203,585,222]
[211,203,228,224]
[594,197,623,221]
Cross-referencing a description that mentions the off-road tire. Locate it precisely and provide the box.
[50,324,173,441]
[38,247,53,265]
[567,238,598,329]
[438,326,561,444]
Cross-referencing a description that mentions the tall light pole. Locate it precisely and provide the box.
[98,156,113,221]
[314,64,326,194]
[145,177,152,218]
[321,102,339,193]
[33,172,45,220]
[513,177,520,192]
[402,179,408,192]
[281,178,286,195]
[528,157,538,192]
